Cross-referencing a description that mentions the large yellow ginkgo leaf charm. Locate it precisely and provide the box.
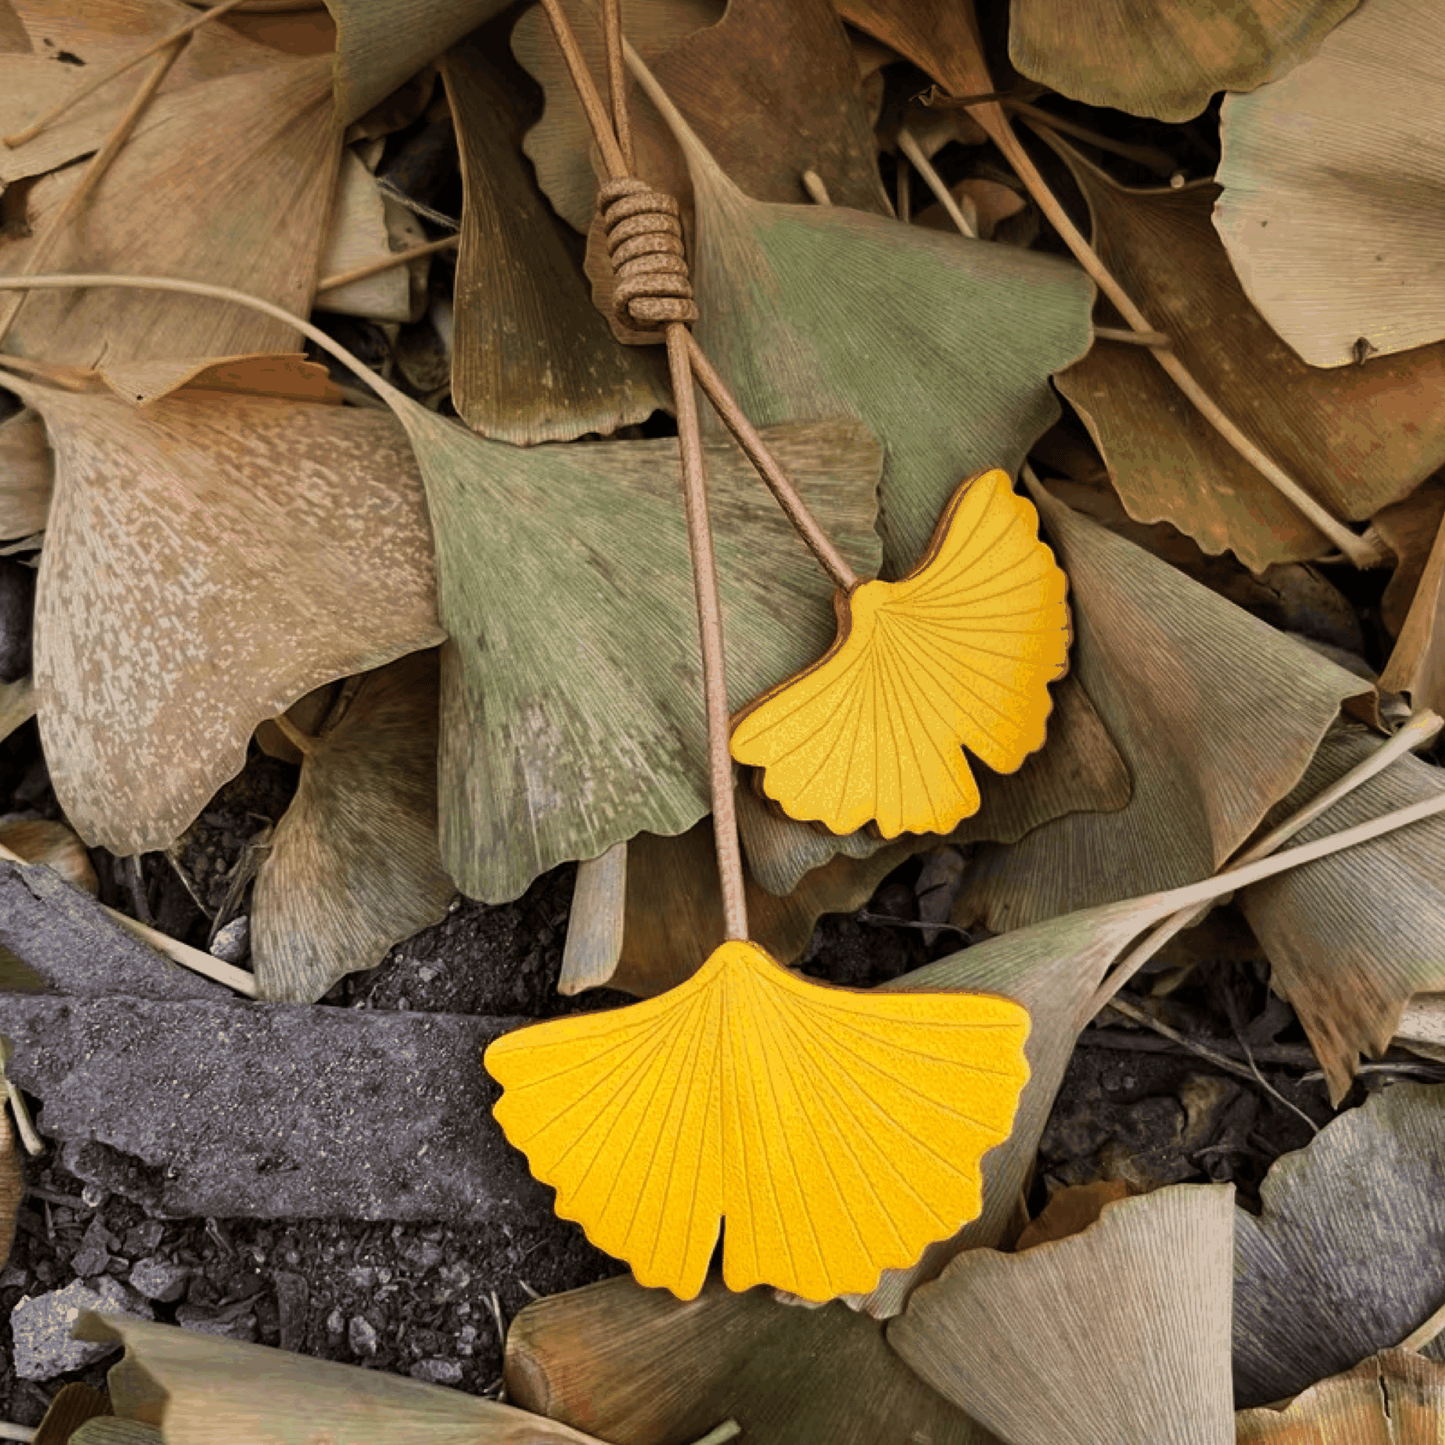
[730,469,1071,837]
[484,939,1030,1302]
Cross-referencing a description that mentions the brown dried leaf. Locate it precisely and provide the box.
[504,1274,996,1445]
[10,376,443,853]
[1375,481,1445,637]
[0,816,97,894]
[97,354,343,408]
[30,1383,113,1445]
[1236,1350,1445,1443]
[441,30,668,443]
[1009,0,1358,121]
[0,408,52,538]
[1014,1178,1134,1251]
[833,0,992,102]
[252,651,456,1003]
[1052,156,1445,569]
[1239,724,1445,1102]
[1215,0,1445,366]
[954,483,1369,932]
[2,55,341,365]
[77,1311,612,1443]
[324,0,509,125]
[0,1104,19,1268]
[1380,503,1445,716]
[0,675,35,745]
[890,1184,1236,1445]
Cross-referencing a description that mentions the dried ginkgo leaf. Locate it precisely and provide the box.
[1380,503,1445,717]
[9,375,443,853]
[504,1273,995,1445]
[890,1183,1236,1445]
[628,50,1093,574]
[29,1382,113,1444]
[1049,154,1445,570]
[251,650,455,1004]
[1009,0,1358,122]
[1376,482,1445,637]
[1236,1349,1445,1443]
[1239,724,1445,1102]
[78,1310,611,1444]
[0,408,52,538]
[730,469,1070,836]
[97,353,343,408]
[0,1102,19,1267]
[441,29,669,443]
[324,0,510,125]
[2,55,341,365]
[0,675,35,746]
[392,406,882,903]
[485,937,1031,1301]
[954,480,1368,931]
[1233,1082,1445,1406]
[0,816,97,895]
[1215,0,1445,366]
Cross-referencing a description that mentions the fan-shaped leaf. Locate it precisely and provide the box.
[1236,1350,1445,1442]
[485,937,1031,1301]
[0,408,50,538]
[1232,1081,1445,1406]
[1009,0,1358,121]
[731,469,1070,836]
[1051,155,1445,570]
[2,55,341,365]
[620,50,1092,574]
[441,29,668,443]
[10,375,443,853]
[1380,503,1445,717]
[252,650,455,1004]
[1215,0,1445,365]
[890,1184,1236,1445]
[392,405,882,902]
[954,482,1368,931]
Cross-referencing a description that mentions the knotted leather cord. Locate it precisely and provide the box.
[537,0,874,938]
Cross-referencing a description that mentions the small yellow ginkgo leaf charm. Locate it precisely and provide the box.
[484,939,1030,1303]
[730,469,1071,837]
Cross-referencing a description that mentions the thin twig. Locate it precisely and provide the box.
[896,127,977,238]
[0,37,185,347]
[980,107,1382,566]
[1399,1294,1445,1352]
[316,234,459,294]
[1004,101,1177,176]
[0,1421,36,1443]
[3,0,253,147]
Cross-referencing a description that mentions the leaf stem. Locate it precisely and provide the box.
[896,127,977,238]
[316,234,459,295]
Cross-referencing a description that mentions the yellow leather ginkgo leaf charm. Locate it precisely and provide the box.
[484,939,1030,1303]
[730,469,1071,837]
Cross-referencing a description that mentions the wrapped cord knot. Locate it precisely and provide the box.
[599,177,698,331]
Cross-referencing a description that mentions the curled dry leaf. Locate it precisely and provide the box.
[96,353,344,408]
[890,1184,1237,1445]
[1236,1349,1445,1443]
[1009,0,1359,121]
[1233,1081,1445,1406]
[441,29,669,443]
[392,407,882,903]
[0,408,52,538]
[323,0,510,125]
[1050,156,1445,569]
[953,482,1368,932]
[1375,481,1445,637]
[10,374,443,854]
[639,57,1094,574]
[74,1311,612,1443]
[1215,0,1445,366]
[1239,724,1445,1102]
[0,816,97,894]
[504,1273,997,1445]
[251,650,456,1004]
[2,55,341,366]
[513,0,720,236]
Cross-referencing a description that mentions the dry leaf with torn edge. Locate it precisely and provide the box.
[8,362,443,854]
[890,1183,1236,1445]
[251,650,456,1004]
[486,936,1031,1302]
[730,467,1071,837]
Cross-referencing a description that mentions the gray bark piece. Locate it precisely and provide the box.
[0,861,225,1001]
[1,993,550,1223]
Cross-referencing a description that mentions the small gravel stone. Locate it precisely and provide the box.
[209,916,250,964]
[128,1256,191,1303]
[349,1315,379,1356]
[175,1303,257,1341]
[122,1221,165,1256]
[410,1357,463,1386]
[11,1277,154,1380]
